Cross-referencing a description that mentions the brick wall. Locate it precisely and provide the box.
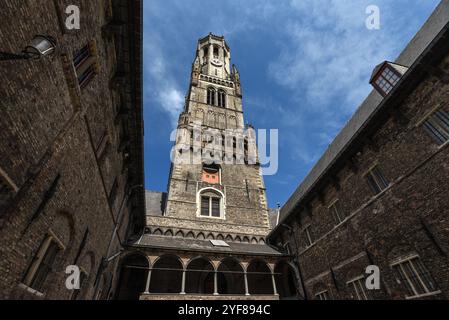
[270,52,449,300]
[0,0,142,300]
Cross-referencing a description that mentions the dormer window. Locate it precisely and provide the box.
[370,61,408,97]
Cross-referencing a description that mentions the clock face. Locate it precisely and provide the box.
[211,58,223,67]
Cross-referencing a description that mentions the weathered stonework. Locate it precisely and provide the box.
[0,0,143,300]
[117,34,298,300]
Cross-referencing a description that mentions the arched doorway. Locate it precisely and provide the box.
[217,258,245,295]
[149,255,183,294]
[247,259,273,295]
[275,262,298,299]
[185,257,215,294]
[116,254,149,300]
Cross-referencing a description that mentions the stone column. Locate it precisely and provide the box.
[244,270,250,296]
[144,268,152,294]
[181,269,186,295]
[214,271,219,295]
[271,271,278,296]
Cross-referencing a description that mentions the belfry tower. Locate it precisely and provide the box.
[117,34,298,300]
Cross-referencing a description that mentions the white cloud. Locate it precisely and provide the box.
[269,0,402,112]
[143,33,184,127]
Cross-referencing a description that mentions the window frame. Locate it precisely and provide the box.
[328,199,345,226]
[315,290,330,300]
[197,188,225,220]
[73,41,99,89]
[347,276,370,300]
[390,255,441,300]
[372,64,402,97]
[304,225,314,248]
[364,165,390,195]
[22,231,65,293]
[217,89,226,108]
[207,87,216,106]
[422,108,449,146]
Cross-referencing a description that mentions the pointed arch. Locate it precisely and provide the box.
[247,259,274,295]
[164,229,173,237]
[251,237,259,244]
[153,228,163,236]
[218,258,245,294]
[217,89,226,108]
[216,234,224,241]
[186,231,195,239]
[197,232,205,240]
[207,87,216,106]
[242,236,250,243]
[150,255,183,294]
[175,230,184,238]
[225,235,233,242]
[185,257,215,294]
[206,233,215,240]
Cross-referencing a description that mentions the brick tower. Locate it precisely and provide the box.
[117,34,298,300]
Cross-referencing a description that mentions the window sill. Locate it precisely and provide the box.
[18,283,45,298]
[437,140,449,150]
[198,215,226,221]
[405,290,441,300]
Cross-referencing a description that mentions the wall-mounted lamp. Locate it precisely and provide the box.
[0,35,57,61]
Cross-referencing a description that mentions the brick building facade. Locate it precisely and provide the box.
[268,1,449,300]
[0,0,144,300]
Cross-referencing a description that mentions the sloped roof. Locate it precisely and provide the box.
[132,234,282,256]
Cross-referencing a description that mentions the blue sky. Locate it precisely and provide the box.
[143,0,440,208]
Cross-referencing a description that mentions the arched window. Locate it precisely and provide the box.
[247,259,274,295]
[213,46,219,59]
[207,87,216,106]
[198,189,224,218]
[217,90,226,108]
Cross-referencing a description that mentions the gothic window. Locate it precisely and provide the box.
[202,164,221,185]
[213,46,219,59]
[199,189,223,218]
[391,255,439,299]
[365,165,389,195]
[23,234,64,292]
[217,90,226,108]
[347,276,370,300]
[207,87,216,106]
[423,108,449,145]
[73,41,99,89]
